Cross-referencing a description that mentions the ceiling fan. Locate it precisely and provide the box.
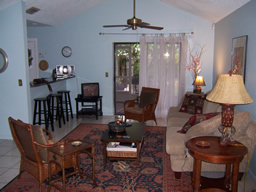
[103,0,164,30]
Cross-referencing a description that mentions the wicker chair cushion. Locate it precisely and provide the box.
[32,125,48,162]
[125,107,143,114]
[138,91,157,108]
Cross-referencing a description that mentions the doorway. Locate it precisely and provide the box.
[27,38,39,82]
[114,43,140,115]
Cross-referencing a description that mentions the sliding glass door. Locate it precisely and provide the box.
[114,43,140,115]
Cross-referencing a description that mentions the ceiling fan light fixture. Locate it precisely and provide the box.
[127,17,141,25]
[26,7,40,15]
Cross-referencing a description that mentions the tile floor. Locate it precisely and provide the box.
[0,115,255,191]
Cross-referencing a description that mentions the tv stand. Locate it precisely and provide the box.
[75,96,103,120]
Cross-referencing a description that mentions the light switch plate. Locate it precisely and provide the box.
[18,79,22,86]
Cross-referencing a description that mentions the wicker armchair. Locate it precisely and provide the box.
[124,87,160,124]
[8,117,78,192]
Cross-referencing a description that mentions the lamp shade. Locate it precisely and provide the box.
[193,76,206,86]
[206,74,253,104]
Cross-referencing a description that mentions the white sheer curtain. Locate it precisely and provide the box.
[139,35,188,118]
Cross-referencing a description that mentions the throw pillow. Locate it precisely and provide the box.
[185,114,222,142]
[178,113,218,134]
[31,125,48,162]
[179,94,206,114]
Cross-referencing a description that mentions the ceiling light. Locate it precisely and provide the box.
[26,7,40,15]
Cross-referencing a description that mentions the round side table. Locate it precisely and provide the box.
[186,136,247,192]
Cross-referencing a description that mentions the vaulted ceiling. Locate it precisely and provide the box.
[0,0,250,26]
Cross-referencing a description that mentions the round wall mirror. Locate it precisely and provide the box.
[0,48,8,73]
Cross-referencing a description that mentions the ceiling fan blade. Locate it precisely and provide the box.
[139,25,164,30]
[103,25,129,28]
[123,26,132,31]
[140,22,150,26]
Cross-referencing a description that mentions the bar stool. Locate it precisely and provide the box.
[57,90,73,121]
[49,93,65,128]
[33,96,54,131]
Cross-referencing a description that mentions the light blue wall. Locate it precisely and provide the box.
[0,1,31,139]
[27,0,215,115]
[214,0,256,182]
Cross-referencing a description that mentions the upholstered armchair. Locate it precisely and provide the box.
[8,117,78,192]
[124,87,160,124]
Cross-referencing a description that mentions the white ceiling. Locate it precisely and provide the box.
[0,0,251,26]
[161,0,250,23]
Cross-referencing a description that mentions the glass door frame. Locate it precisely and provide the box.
[113,42,139,115]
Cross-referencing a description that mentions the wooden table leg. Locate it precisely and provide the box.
[232,163,240,192]
[76,152,82,178]
[61,156,66,192]
[194,158,201,192]
[136,141,140,166]
[225,163,231,190]
[103,142,107,164]
[192,158,196,186]
[76,100,79,119]
[95,101,98,120]
[99,98,103,116]
[91,145,97,186]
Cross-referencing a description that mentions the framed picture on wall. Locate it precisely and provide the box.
[231,35,248,82]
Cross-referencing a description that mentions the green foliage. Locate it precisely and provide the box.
[116,44,140,77]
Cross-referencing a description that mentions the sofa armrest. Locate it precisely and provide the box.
[167,106,180,117]
[184,114,222,142]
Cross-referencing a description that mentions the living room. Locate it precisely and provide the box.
[0,0,256,190]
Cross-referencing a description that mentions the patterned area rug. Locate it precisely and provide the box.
[2,124,192,192]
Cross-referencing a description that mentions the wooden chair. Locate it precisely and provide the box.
[8,117,78,192]
[124,87,160,124]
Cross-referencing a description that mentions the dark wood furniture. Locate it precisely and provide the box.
[124,87,160,124]
[33,96,54,131]
[186,136,248,192]
[101,122,145,166]
[57,90,73,121]
[8,117,77,192]
[49,93,66,128]
[75,96,103,119]
[48,140,97,191]
[75,82,103,120]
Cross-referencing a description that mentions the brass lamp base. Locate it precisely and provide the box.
[219,126,236,146]
[193,86,201,94]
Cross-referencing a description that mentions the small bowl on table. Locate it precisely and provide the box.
[108,121,127,133]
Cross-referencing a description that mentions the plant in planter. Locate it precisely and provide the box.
[186,45,205,80]
[186,45,205,93]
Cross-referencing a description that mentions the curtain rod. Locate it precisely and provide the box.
[99,32,194,36]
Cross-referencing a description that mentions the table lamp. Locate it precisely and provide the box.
[206,73,253,146]
[193,76,206,94]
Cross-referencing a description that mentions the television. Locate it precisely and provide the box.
[81,83,99,97]
[56,65,75,78]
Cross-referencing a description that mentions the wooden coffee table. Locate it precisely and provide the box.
[101,122,145,166]
[186,136,248,192]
